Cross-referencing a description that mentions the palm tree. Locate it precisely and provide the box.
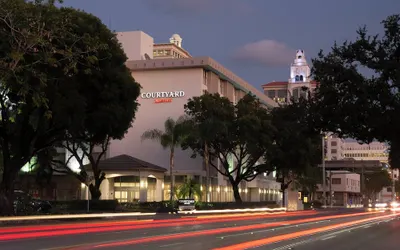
[141,116,190,204]
[178,178,202,200]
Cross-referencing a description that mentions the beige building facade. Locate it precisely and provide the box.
[90,31,282,203]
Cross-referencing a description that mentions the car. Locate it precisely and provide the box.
[13,190,52,215]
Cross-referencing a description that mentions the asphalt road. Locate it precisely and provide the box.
[0,209,398,250]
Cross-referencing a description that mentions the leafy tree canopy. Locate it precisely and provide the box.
[0,0,140,212]
[310,14,400,167]
[47,7,141,199]
[266,98,322,193]
[364,169,392,196]
[182,92,276,202]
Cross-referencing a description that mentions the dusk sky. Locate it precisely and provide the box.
[63,0,399,90]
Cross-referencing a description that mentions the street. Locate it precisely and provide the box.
[0,209,398,250]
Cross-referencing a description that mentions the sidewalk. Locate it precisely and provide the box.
[0,207,287,225]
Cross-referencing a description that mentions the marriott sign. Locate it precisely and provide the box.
[140,91,185,99]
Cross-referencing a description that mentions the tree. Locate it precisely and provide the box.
[41,8,141,199]
[141,116,190,204]
[265,98,322,206]
[50,136,110,200]
[182,93,276,203]
[0,1,140,214]
[310,14,400,168]
[364,169,392,202]
[294,166,322,201]
[175,178,202,200]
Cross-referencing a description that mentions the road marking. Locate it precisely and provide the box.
[218,220,331,239]
[159,242,184,248]
[213,213,399,250]
[272,217,393,250]
[271,239,313,250]
[321,235,336,241]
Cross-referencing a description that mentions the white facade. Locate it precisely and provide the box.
[117,31,154,61]
[325,135,345,160]
[289,50,311,83]
[317,171,362,206]
[287,50,312,101]
[343,141,389,162]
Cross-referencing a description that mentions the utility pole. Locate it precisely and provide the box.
[204,142,210,202]
[392,170,396,201]
[322,135,327,208]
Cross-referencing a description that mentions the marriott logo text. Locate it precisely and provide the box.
[141,91,185,99]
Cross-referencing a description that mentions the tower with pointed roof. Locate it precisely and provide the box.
[289,50,311,83]
[262,50,317,104]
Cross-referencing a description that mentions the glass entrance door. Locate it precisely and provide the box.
[114,191,128,202]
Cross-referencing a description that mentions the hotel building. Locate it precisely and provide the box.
[93,31,282,203]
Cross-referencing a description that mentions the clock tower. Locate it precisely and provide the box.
[289,50,310,83]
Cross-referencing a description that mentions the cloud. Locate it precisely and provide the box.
[233,40,296,67]
[144,0,254,17]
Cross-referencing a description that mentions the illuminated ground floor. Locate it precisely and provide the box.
[16,154,282,204]
[82,154,282,204]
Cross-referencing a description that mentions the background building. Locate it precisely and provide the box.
[261,50,396,205]
[262,50,318,104]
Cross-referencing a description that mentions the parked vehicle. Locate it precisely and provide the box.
[13,190,52,215]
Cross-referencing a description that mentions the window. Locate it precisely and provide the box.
[277,90,286,98]
[331,178,341,185]
[331,149,337,154]
[299,75,304,81]
[234,89,240,103]
[267,90,275,98]
[219,80,227,95]
[387,187,393,192]
[292,89,299,99]
[203,70,208,86]
[331,141,337,146]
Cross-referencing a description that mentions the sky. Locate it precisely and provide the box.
[62,0,400,90]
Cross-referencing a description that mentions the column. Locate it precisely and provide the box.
[99,179,110,200]
[155,178,164,201]
[139,176,148,202]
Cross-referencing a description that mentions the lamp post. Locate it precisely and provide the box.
[392,170,396,201]
[322,135,327,208]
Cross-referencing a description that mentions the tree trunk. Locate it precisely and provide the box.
[282,188,287,207]
[89,173,105,200]
[232,183,242,203]
[0,169,18,215]
[89,183,101,200]
[169,149,175,205]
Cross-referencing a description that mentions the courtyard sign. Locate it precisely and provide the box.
[141,91,185,99]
